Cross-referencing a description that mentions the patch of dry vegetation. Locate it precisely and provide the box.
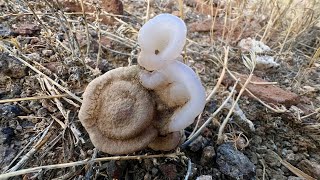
[0,0,320,179]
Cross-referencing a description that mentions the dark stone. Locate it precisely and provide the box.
[1,127,15,144]
[0,24,12,37]
[159,163,177,180]
[216,143,256,179]
[0,104,23,119]
[188,135,208,152]
[0,53,28,78]
[200,146,216,166]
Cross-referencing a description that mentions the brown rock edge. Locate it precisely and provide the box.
[223,73,299,106]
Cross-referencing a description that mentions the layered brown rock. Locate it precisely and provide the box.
[60,0,123,24]
[223,74,299,106]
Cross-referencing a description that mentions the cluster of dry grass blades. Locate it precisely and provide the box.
[0,0,319,179]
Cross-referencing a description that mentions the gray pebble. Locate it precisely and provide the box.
[216,143,256,179]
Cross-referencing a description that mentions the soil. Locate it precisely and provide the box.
[0,0,320,179]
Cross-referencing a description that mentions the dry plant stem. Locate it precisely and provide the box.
[309,47,320,67]
[7,122,53,173]
[189,47,229,138]
[0,94,68,104]
[3,133,42,172]
[85,148,98,179]
[87,24,135,47]
[44,0,75,56]
[183,80,239,147]
[261,5,276,42]
[95,9,102,70]
[301,107,320,119]
[0,45,82,103]
[22,0,61,60]
[272,151,316,180]
[260,159,266,180]
[210,0,220,42]
[43,78,68,120]
[227,69,287,113]
[177,0,187,63]
[217,73,254,144]
[221,0,230,44]
[80,0,91,57]
[0,12,96,18]
[206,46,229,102]
[39,133,63,160]
[146,0,150,22]
[279,17,296,54]
[0,153,182,179]
[184,158,192,180]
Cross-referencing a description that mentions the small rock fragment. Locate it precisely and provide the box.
[185,0,217,16]
[223,74,299,106]
[61,0,123,25]
[264,149,281,167]
[12,23,40,36]
[144,173,152,180]
[0,104,23,119]
[188,135,208,152]
[0,53,28,78]
[255,55,279,69]
[297,159,320,178]
[238,38,271,53]
[42,49,54,57]
[216,143,256,179]
[189,19,223,33]
[200,146,216,166]
[1,127,15,145]
[159,164,177,180]
[196,175,212,180]
[287,176,304,180]
[43,61,68,75]
[0,24,12,37]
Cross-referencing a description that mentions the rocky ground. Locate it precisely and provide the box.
[0,0,320,179]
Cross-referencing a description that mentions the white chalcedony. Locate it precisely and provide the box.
[138,14,206,133]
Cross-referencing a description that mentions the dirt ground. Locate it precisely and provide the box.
[0,0,320,179]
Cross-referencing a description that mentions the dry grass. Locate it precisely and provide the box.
[0,0,320,179]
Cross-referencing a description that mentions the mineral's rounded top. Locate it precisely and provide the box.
[138,13,187,71]
[78,65,158,155]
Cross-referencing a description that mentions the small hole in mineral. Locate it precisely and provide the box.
[155,49,159,55]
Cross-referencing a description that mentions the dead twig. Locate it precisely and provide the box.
[0,152,183,179]
[7,121,53,173]
[0,94,69,104]
[182,79,239,147]
[0,44,83,103]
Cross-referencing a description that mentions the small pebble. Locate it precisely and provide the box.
[196,175,212,180]
[159,164,177,180]
[200,146,216,166]
[1,127,15,144]
[0,104,22,119]
[216,143,256,179]
[42,49,53,57]
[188,135,208,152]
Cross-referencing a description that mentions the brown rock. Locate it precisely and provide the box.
[189,19,222,33]
[60,0,123,25]
[223,74,299,106]
[159,164,177,180]
[297,160,320,179]
[185,0,217,16]
[42,61,68,75]
[12,24,40,36]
